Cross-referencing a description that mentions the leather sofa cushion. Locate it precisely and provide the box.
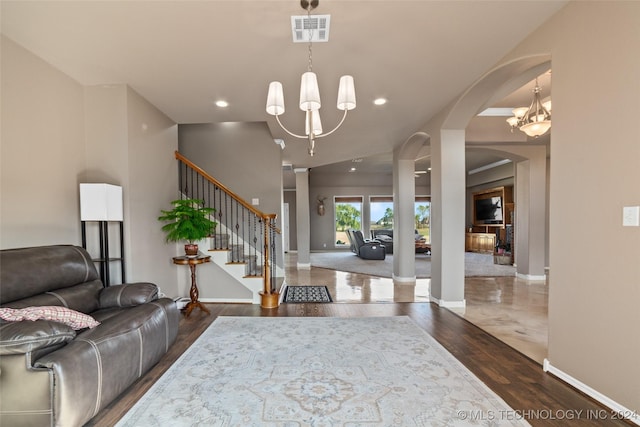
[0,321,76,355]
[2,280,102,314]
[0,245,99,304]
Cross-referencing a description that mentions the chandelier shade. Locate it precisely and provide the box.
[506,116,519,127]
[520,120,551,137]
[266,82,285,116]
[264,0,355,156]
[299,72,321,111]
[337,75,356,111]
[305,110,323,136]
[512,107,529,119]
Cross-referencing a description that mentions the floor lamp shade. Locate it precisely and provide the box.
[80,183,123,221]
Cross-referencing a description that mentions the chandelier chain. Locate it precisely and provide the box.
[307,6,313,72]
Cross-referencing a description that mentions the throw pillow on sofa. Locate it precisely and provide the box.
[0,306,100,330]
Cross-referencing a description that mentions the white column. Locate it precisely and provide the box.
[515,155,547,280]
[392,157,417,282]
[430,129,466,308]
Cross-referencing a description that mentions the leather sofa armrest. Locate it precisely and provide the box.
[0,321,76,355]
[99,283,159,309]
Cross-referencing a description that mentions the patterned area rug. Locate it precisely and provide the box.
[283,285,333,303]
[117,317,530,426]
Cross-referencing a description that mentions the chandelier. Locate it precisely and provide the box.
[265,0,356,156]
[506,78,551,138]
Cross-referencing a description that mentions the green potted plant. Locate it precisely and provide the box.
[158,198,217,257]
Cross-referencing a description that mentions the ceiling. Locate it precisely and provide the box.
[1,0,561,182]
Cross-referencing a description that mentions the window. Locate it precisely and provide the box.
[334,196,362,246]
[415,197,431,243]
[370,196,393,231]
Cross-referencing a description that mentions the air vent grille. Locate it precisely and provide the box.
[291,14,331,43]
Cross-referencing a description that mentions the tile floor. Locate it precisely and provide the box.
[284,252,548,364]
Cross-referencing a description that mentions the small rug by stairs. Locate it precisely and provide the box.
[116,317,530,426]
[283,285,333,303]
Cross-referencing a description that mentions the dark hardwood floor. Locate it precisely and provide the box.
[86,302,632,427]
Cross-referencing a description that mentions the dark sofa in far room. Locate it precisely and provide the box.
[370,229,394,253]
[347,229,386,260]
[0,245,180,427]
[371,229,431,254]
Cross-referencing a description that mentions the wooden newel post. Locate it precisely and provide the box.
[260,214,279,308]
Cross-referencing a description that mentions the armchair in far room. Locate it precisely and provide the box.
[347,229,386,260]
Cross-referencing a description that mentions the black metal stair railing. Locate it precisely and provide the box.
[174,151,279,301]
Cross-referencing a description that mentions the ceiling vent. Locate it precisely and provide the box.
[291,15,331,43]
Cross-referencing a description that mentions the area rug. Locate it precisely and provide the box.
[116,316,529,426]
[283,285,333,303]
[310,251,516,278]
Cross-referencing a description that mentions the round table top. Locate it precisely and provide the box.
[172,254,211,265]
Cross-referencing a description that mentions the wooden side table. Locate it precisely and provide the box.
[172,255,211,317]
[415,239,431,254]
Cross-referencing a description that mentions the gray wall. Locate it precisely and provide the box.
[1,36,85,246]
[178,122,283,225]
[1,36,180,296]
[495,1,640,412]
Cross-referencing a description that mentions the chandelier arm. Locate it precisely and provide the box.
[274,114,308,139]
[315,109,348,139]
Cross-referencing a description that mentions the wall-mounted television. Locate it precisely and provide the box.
[474,196,503,224]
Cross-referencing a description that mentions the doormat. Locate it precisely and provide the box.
[283,285,333,303]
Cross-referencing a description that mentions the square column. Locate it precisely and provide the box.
[430,129,466,307]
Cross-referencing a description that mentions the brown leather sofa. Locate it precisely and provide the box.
[0,245,180,427]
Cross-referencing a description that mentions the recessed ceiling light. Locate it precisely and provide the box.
[373,98,387,106]
[215,100,229,108]
[349,167,357,172]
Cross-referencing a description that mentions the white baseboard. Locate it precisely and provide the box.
[297,262,311,270]
[543,359,640,425]
[173,297,190,310]
[516,272,547,281]
[392,275,416,283]
[199,297,253,304]
[430,296,466,309]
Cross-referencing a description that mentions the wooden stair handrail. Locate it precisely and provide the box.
[175,151,279,231]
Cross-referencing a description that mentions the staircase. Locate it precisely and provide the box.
[175,151,281,308]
